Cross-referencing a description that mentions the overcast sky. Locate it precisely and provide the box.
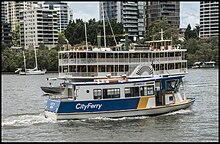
[67,1,200,28]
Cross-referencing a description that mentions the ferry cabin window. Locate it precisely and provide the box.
[166,80,177,94]
[125,87,139,97]
[147,86,154,95]
[169,96,174,101]
[155,81,161,91]
[103,88,120,99]
[140,86,154,96]
[93,89,102,99]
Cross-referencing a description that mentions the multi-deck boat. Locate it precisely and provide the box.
[44,64,195,120]
[192,61,216,69]
[58,32,187,82]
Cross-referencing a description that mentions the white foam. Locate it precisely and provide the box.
[2,113,56,127]
[82,115,150,122]
[163,109,193,116]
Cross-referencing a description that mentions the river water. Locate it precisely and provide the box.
[1,68,219,142]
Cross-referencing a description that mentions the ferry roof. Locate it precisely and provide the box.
[58,49,186,53]
[64,75,184,86]
[204,61,216,64]
[193,62,202,64]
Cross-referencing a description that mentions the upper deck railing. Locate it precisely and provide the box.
[58,68,188,79]
[59,56,183,65]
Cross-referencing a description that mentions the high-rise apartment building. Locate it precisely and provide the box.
[1,1,7,22]
[99,1,145,41]
[1,1,12,47]
[3,1,72,48]
[19,8,58,49]
[39,1,73,32]
[5,1,38,31]
[200,1,219,38]
[145,1,180,28]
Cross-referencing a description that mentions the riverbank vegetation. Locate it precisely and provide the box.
[1,19,218,72]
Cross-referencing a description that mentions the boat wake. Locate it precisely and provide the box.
[81,109,193,122]
[162,109,193,116]
[81,116,150,122]
[2,110,193,127]
[2,113,56,127]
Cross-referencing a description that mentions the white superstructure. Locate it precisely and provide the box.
[58,37,187,81]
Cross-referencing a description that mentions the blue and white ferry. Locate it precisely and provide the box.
[44,65,195,120]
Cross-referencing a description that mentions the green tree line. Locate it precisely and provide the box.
[64,19,124,46]
[1,43,60,72]
[1,18,218,72]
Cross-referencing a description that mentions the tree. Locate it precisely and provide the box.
[1,42,6,52]
[58,30,67,46]
[64,19,85,46]
[12,22,20,46]
[183,35,219,66]
[64,18,124,47]
[184,24,199,40]
[87,18,98,45]
[1,47,19,72]
[145,18,179,43]
[47,49,58,71]
[184,24,191,41]
[194,24,200,38]
[98,19,124,46]
[146,18,168,40]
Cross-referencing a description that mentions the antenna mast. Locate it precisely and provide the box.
[101,2,107,48]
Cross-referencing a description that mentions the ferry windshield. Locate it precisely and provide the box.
[166,78,182,93]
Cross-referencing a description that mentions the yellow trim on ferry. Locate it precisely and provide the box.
[137,96,154,109]
[174,99,189,105]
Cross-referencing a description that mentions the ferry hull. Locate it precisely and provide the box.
[44,98,195,120]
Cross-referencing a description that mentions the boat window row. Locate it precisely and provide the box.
[93,85,154,100]
[59,62,186,74]
[59,51,184,59]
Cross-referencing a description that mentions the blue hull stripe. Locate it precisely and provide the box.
[45,98,140,113]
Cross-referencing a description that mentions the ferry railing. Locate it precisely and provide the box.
[59,72,127,77]
[59,68,187,78]
[64,72,98,77]
[49,96,73,101]
[154,69,185,75]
